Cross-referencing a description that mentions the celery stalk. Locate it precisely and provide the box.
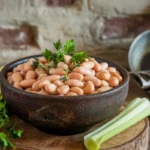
[84,98,142,140]
[92,98,150,140]
[0,66,4,71]
[84,98,150,150]
[86,98,148,141]
[99,107,150,145]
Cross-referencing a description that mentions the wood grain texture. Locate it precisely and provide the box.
[8,118,149,150]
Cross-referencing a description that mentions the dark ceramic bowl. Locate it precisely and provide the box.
[0,55,129,135]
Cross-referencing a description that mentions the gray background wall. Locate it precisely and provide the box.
[1,0,150,69]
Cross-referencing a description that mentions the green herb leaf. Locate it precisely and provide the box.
[63,39,75,55]
[63,68,70,74]
[60,76,68,82]
[0,94,3,101]
[72,51,88,66]
[7,140,16,149]
[55,51,65,66]
[42,49,53,62]
[41,40,89,69]
[38,64,45,69]
[53,39,62,51]
[72,62,80,69]
[44,63,53,69]
[0,115,9,129]
[8,119,24,139]
[0,100,9,128]
[59,69,70,82]
[8,129,24,139]
[0,133,15,149]
[32,58,40,68]
[0,101,6,111]
[0,120,9,129]
[0,133,8,149]
[0,133,10,149]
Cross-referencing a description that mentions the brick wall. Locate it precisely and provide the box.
[0,0,150,69]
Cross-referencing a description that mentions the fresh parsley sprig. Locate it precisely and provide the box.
[7,118,24,139]
[42,49,53,62]
[53,39,62,51]
[32,39,89,70]
[0,133,15,149]
[60,69,70,82]
[0,98,24,149]
[54,39,75,66]
[32,58,53,73]
[42,39,76,67]
[32,58,40,68]
[60,76,69,82]
[63,39,75,55]
[0,100,9,128]
[71,51,88,67]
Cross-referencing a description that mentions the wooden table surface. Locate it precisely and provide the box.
[126,77,150,103]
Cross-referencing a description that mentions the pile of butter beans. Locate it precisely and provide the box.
[6,55,123,96]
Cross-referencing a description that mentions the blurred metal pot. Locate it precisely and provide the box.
[128,30,150,90]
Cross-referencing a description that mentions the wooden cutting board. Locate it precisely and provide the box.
[9,117,149,150]
[6,78,150,150]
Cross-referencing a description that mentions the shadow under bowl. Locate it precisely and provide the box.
[0,55,129,135]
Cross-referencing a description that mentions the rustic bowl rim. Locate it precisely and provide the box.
[0,54,129,100]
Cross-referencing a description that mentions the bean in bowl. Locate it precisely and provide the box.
[6,40,123,96]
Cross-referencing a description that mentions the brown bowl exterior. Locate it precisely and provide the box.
[0,55,129,134]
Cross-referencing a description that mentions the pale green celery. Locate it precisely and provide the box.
[92,98,150,140]
[87,107,150,150]
[84,97,142,140]
[0,66,4,71]
[99,107,150,145]
[84,98,150,150]
[86,98,148,141]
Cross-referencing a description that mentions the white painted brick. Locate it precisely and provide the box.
[0,0,144,67]
[90,0,150,17]
[0,48,40,65]
[0,0,93,50]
